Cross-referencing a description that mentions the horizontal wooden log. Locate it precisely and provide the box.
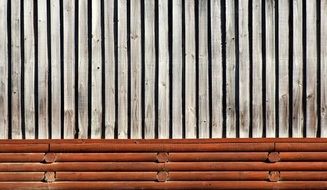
[276,143,327,152]
[0,144,48,153]
[168,172,269,181]
[0,172,44,181]
[54,153,158,162]
[280,152,327,161]
[0,153,45,162]
[56,172,157,181]
[280,172,327,181]
[50,143,274,152]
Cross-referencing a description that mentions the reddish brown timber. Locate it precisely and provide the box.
[54,153,158,162]
[0,144,48,153]
[279,172,327,181]
[0,153,45,162]
[56,172,157,181]
[0,172,44,181]
[279,152,327,161]
[276,143,327,151]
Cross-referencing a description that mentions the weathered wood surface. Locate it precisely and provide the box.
[0,0,325,138]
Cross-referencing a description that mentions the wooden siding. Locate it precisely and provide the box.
[0,0,325,139]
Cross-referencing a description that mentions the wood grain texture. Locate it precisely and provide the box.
[238,0,250,137]
[77,0,88,139]
[184,0,196,138]
[210,0,222,138]
[11,0,23,139]
[172,0,183,138]
[104,0,115,138]
[321,0,327,137]
[292,0,304,137]
[226,0,236,137]
[158,0,170,139]
[63,0,76,139]
[50,0,61,139]
[144,0,155,139]
[38,0,49,139]
[305,0,317,137]
[91,0,102,139]
[278,0,289,137]
[0,0,8,139]
[252,0,263,138]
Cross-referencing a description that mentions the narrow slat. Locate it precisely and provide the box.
[0,0,8,139]
[50,0,61,139]
[77,0,89,139]
[226,0,236,137]
[63,0,76,139]
[292,0,304,137]
[265,0,276,137]
[306,0,318,137]
[184,0,196,138]
[104,0,115,138]
[278,0,289,137]
[11,0,23,139]
[117,0,128,138]
[210,0,222,138]
[144,0,155,138]
[252,0,263,137]
[38,0,49,139]
[158,0,169,139]
[322,0,327,137]
[130,0,142,139]
[91,0,102,139]
[198,0,209,138]
[172,0,183,138]
[238,0,250,137]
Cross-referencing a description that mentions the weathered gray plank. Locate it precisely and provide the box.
[91,0,102,139]
[77,0,88,139]
[238,0,250,137]
[292,0,304,137]
[265,0,276,137]
[50,0,61,139]
[185,0,196,138]
[172,0,183,138]
[305,0,317,137]
[118,0,128,138]
[210,0,222,138]
[278,0,289,137]
[0,0,8,139]
[104,0,115,139]
[130,0,142,139]
[252,0,263,138]
[37,0,49,139]
[321,0,327,137]
[198,0,209,138]
[63,0,76,139]
[144,0,155,139]
[226,0,236,138]
[11,0,23,139]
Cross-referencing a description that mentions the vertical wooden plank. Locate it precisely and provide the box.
[321,0,327,137]
[38,0,49,139]
[158,0,169,139]
[0,0,8,139]
[306,0,317,137]
[63,0,75,139]
[226,0,236,137]
[104,0,115,138]
[210,0,222,138]
[198,0,209,138]
[91,0,102,139]
[24,0,35,139]
[144,0,155,139]
[238,0,250,137]
[11,0,23,139]
[265,0,276,137]
[184,0,196,138]
[292,0,304,137]
[278,0,289,137]
[77,0,88,139]
[130,0,142,139]
[172,0,183,138]
[118,0,128,138]
[252,0,263,137]
[50,0,61,139]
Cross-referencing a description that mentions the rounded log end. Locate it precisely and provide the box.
[44,172,56,183]
[44,153,56,163]
[268,152,280,163]
[157,152,169,163]
[268,171,280,182]
[157,171,169,182]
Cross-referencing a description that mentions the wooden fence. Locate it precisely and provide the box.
[0,0,326,139]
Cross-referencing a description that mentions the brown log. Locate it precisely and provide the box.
[167,172,269,181]
[168,152,268,162]
[0,144,48,153]
[0,172,44,181]
[276,143,327,152]
[279,152,327,161]
[280,172,327,181]
[0,153,45,162]
[55,172,157,181]
[54,153,158,162]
